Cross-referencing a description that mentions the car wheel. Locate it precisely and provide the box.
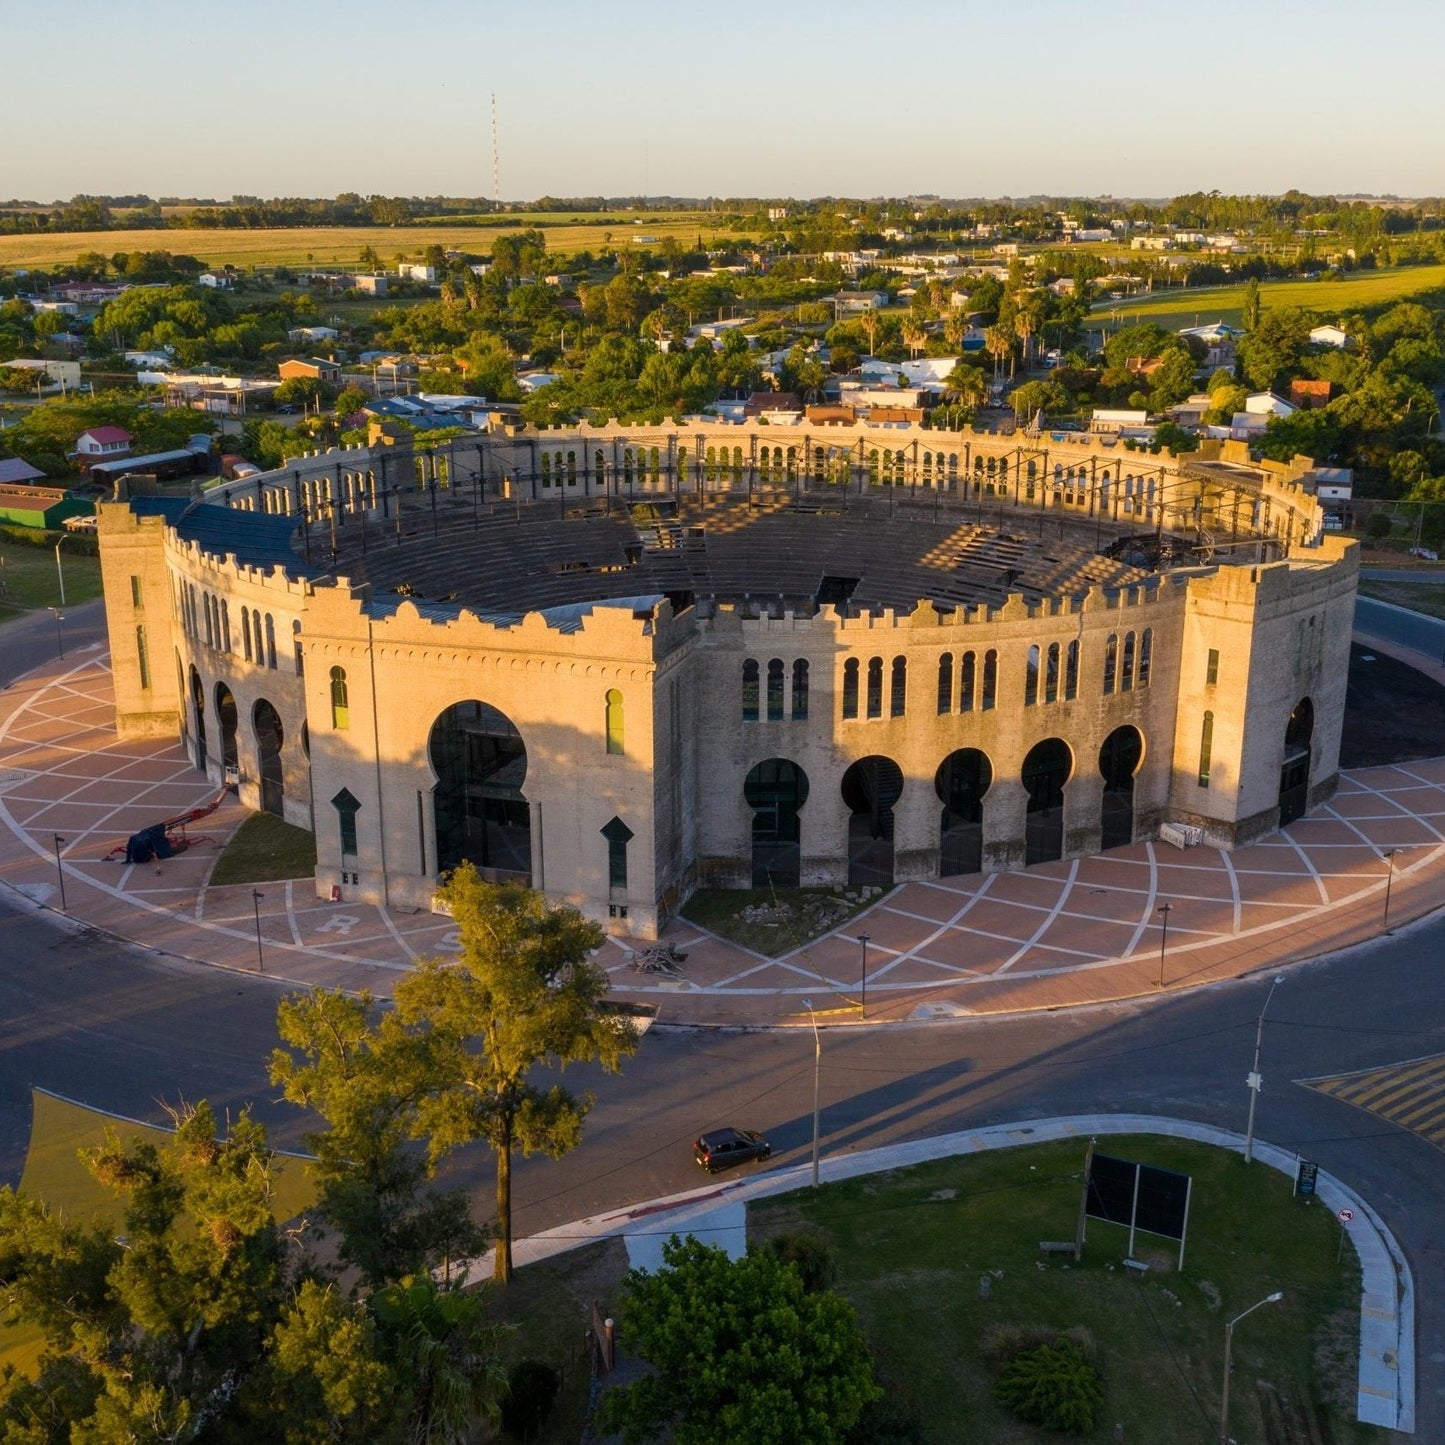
[760,1147,771,1160]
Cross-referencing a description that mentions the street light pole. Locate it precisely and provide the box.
[53,536,67,607]
[1244,974,1284,1164]
[1382,848,1400,933]
[802,997,821,1188]
[251,889,265,972]
[50,608,65,660]
[1156,902,1172,988]
[52,834,67,912]
[857,933,870,1017]
[1220,1291,1284,1444]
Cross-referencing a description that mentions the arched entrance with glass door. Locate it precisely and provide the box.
[842,755,904,888]
[1022,738,1072,865]
[1099,725,1143,850]
[429,701,531,881]
[215,683,238,785]
[1279,697,1313,826]
[744,758,809,887]
[935,748,991,876]
[252,699,284,816]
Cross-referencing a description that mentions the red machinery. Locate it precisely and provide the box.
[105,787,227,863]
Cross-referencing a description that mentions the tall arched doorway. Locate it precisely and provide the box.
[1022,738,1072,865]
[252,699,284,817]
[744,758,809,887]
[842,755,904,889]
[188,665,207,773]
[1099,726,1143,850]
[215,682,239,784]
[936,748,991,877]
[1279,697,1313,826]
[429,701,531,881]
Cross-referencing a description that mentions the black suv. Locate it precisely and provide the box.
[694,1128,772,1174]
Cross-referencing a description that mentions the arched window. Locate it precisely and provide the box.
[605,688,624,754]
[1024,645,1040,706]
[767,659,785,721]
[1198,711,1214,788]
[1138,628,1152,687]
[252,609,263,665]
[890,656,907,717]
[981,650,997,710]
[203,595,215,649]
[1121,631,1136,691]
[241,606,252,662]
[960,651,976,712]
[1065,639,1079,700]
[742,659,759,721]
[791,659,809,720]
[937,652,954,714]
[866,656,883,719]
[1104,633,1118,695]
[293,619,303,676]
[602,816,633,892]
[330,666,349,729]
[265,614,277,669]
[842,658,859,719]
[1045,642,1060,704]
[219,599,230,652]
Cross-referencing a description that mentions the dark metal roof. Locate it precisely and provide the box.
[133,497,313,575]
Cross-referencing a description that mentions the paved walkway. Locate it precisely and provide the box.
[496,1114,1413,1435]
[2,646,1444,1026]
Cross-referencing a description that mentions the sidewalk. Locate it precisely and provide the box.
[1,647,1443,1027]
[496,1114,1413,1435]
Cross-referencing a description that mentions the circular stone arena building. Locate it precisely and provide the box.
[97,418,1357,938]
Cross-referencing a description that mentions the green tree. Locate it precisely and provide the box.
[395,865,638,1282]
[271,989,487,1290]
[1009,378,1067,422]
[596,1235,880,1445]
[1241,276,1262,332]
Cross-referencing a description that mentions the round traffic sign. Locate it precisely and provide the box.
[1337,1207,1354,1224]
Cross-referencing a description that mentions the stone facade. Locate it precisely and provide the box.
[97,421,1357,940]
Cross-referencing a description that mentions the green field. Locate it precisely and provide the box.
[0,214,754,271]
[749,1136,1374,1445]
[1089,264,1445,334]
[0,534,100,616]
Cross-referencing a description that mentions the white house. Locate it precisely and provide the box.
[398,263,438,283]
[288,325,340,344]
[74,426,132,458]
[7,358,81,392]
[1244,392,1297,417]
[197,273,232,289]
[1309,324,1351,349]
[1090,408,1150,434]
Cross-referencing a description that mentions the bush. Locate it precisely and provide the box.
[995,1342,1104,1435]
[500,1358,559,1442]
[760,1231,837,1293]
[1364,510,1394,540]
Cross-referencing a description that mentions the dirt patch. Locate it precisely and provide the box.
[1341,644,1445,767]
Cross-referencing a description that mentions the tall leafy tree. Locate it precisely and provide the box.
[271,989,487,1290]
[395,864,638,1283]
[595,1235,880,1445]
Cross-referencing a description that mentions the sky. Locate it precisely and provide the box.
[5,0,1444,203]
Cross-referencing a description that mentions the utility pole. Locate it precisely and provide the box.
[1244,975,1284,1163]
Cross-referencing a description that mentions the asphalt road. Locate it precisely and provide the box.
[1,593,1442,1432]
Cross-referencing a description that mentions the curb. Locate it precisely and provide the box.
[491,1114,1413,1435]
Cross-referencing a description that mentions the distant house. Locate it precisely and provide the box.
[197,272,232,289]
[743,391,803,422]
[1167,394,1213,428]
[278,357,342,384]
[0,484,87,530]
[1244,392,1296,418]
[288,325,340,344]
[833,290,889,314]
[397,263,438,283]
[0,458,45,486]
[351,274,389,296]
[1288,378,1332,410]
[1309,324,1351,349]
[1090,408,1150,434]
[74,426,133,461]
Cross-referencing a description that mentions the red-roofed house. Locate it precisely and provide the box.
[75,427,133,460]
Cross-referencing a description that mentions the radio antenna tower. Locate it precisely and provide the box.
[491,93,501,207]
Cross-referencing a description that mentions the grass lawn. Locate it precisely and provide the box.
[0,214,756,271]
[209,810,317,885]
[1090,263,1445,334]
[0,534,101,617]
[748,1136,1375,1444]
[682,884,878,956]
[1357,577,1445,620]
